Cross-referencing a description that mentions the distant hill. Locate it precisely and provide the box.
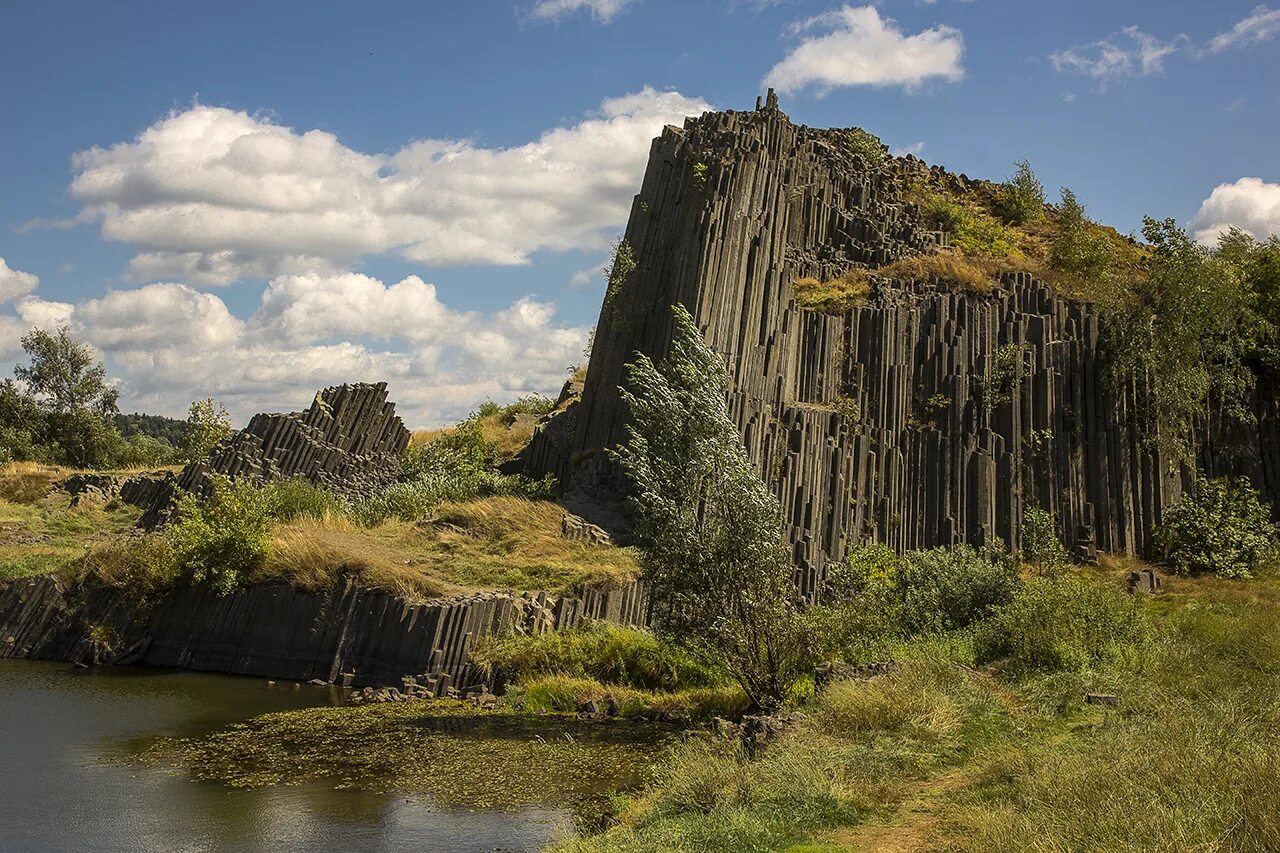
[114,412,190,447]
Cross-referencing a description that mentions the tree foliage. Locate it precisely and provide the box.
[1153,476,1275,579]
[183,398,232,462]
[1048,188,1114,282]
[613,304,811,711]
[15,327,118,416]
[1001,159,1045,225]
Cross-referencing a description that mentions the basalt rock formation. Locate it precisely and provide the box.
[522,93,1280,597]
[140,382,411,528]
[0,574,646,689]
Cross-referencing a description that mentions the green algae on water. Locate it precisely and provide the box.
[142,699,673,815]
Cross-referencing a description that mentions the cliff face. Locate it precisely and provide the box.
[0,575,646,689]
[524,97,1280,597]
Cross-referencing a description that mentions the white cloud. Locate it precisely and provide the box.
[1050,26,1187,87]
[1205,4,1280,53]
[891,141,925,158]
[528,0,635,23]
[0,258,39,304]
[1189,177,1280,245]
[2,272,589,429]
[15,297,74,330]
[68,88,711,284]
[763,5,964,95]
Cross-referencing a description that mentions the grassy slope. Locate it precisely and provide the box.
[0,462,636,597]
[0,463,146,581]
[261,497,636,598]
[559,558,1280,852]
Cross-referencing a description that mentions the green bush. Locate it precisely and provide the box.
[474,621,726,691]
[1153,476,1276,578]
[167,475,275,594]
[264,477,343,522]
[897,545,1020,634]
[1000,159,1045,225]
[1021,506,1069,576]
[975,575,1146,672]
[846,128,886,168]
[921,193,1019,259]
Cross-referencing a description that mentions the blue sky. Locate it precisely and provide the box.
[1,0,1278,427]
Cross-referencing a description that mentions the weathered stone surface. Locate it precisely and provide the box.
[0,574,646,688]
[522,96,1280,597]
[140,382,410,528]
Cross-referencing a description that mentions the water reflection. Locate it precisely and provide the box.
[0,660,583,852]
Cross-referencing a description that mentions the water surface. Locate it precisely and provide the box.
[0,660,578,852]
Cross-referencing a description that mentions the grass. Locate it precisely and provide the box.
[792,269,871,314]
[558,561,1280,852]
[410,408,542,463]
[0,490,143,581]
[255,497,636,596]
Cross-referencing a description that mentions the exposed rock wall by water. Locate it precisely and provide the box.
[522,96,1280,597]
[0,576,646,689]
[140,382,411,528]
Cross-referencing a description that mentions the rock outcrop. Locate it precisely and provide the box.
[140,382,410,528]
[522,94,1280,597]
[0,574,646,689]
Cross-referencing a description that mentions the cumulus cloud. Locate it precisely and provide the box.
[68,88,710,284]
[891,141,925,158]
[527,0,635,23]
[1050,26,1187,86]
[4,272,588,429]
[1205,4,1280,54]
[1189,177,1280,245]
[763,5,964,95]
[0,258,39,304]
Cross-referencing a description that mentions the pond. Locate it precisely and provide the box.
[0,660,657,852]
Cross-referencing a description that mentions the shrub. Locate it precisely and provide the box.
[265,477,343,522]
[1000,159,1045,225]
[919,193,1020,259]
[474,621,726,691]
[846,128,886,168]
[1020,506,1069,576]
[897,545,1020,634]
[1153,476,1276,578]
[166,475,274,593]
[975,575,1146,672]
[183,398,232,462]
[818,543,1018,655]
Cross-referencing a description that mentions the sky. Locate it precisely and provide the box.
[1,0,1278,429]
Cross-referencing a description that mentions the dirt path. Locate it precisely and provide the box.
[811,770,972,852]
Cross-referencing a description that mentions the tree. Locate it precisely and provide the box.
[1108,218,1252,460]
[183,398,232,461]
[1001,159,1045,225]
[14,327,118,416]
[612,304,811,711]
[1049,188,1113,282]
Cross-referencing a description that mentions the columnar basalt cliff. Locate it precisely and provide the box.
[523,94,1280,597]
[141,382,411,528]
[0,574,646,689]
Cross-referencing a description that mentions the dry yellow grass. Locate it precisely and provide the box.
[409,411,539,462]
[260,497,636,597]
[261,515,456,602]
[882,251,999,294]
[0,461,75,503]
[792,268,872,313]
